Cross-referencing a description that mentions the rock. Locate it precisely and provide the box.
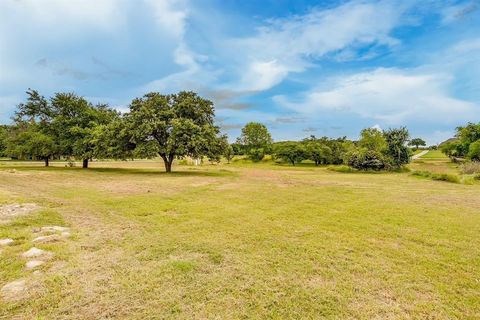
[32,234,61,243]
[0,203,40,222]
[41,226,70,233]
[22,247,52,259]
[32,270,42,277]
[0,238,14,246]
[61,231,71,238]
[1,279,26,301]
[26,260,44,269]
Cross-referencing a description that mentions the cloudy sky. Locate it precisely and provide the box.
[1,0,479,144]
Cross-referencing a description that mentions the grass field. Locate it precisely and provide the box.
[0,159,479,319]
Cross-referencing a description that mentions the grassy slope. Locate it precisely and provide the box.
[0,160,479,319]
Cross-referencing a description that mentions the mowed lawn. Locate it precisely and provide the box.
[0,160,479,319]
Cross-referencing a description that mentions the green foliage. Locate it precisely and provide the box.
[327,165,358,173]
[383,127,411,168]
[125,91,224,172]
[346,148,387,171]
[224,144,234,163]
[0,125,9,157]
[7,125,56,166]
[273,141,306,165]
[467,140,480,161]
[408,138,426,150]
[302,137,333,166]
[411,170,460,183]
[237,122,272,161]
[358,128,387,152]
[441,122,480,159]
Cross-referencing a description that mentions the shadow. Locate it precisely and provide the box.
[0,163,236,178]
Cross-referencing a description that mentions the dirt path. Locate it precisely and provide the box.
[412,150,429,160]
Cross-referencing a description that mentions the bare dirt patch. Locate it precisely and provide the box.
[0,203,40,223]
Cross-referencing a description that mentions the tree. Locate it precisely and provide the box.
[237,122,272,161]
[383,127,411,168]
[0,125,9,157]
[125,91,224,172]
[358,128,387,152]
[303,137,332,166]
[468,140,480,161]
[50,93,118,168]
[273,141,306,166]
[7,125,56,166]
[224,144,234,163]
[408,138,426,150]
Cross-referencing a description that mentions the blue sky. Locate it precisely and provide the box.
[1,0,479,144]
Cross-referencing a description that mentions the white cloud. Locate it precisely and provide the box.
[230,0,410,91]
[145,0,188,39]
[274,68,478,124]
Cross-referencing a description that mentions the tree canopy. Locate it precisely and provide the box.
[237,122,272,161]
[125,91,225,172]
[408,138,426,150]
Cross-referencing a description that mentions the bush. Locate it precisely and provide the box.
[460,161,480,174]
[248,148,266,162]
[346,149,387,171]
[467,140,480,161]
[411,170,460,183]
[327,165,358,173]
[474,173,480,180]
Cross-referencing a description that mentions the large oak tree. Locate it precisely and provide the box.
[125,91,224,172]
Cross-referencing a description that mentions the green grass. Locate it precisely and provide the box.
[0,160,479,318]
[419,150,447,159]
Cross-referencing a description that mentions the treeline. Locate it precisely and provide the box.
[0,89,429,172]
[440,122,480,161]
[0,89,227,172]
[233,122,411,170]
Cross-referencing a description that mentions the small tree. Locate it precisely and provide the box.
[224,144,234,163]
[384,127,411,168]
[125,91,224,172]
[273,142,306,166]
[0,125,9,157]
[359,128,387,152]
[237,122,272,161]
[408,138,426,150]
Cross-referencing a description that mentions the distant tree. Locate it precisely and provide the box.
[383,127,411,168]
[273,141,306,166]
[237,122,272,161]
[358,128,387,152]
[224,144,234,163]
[408,138,426,150]
[7,125,56,166]
[0,125,9,157]
[50,93,118,168]
[467,140,480,161]
[207,135,229,164]
[230,142,244,155]
[125,91,224,172]
[303,137,332,166]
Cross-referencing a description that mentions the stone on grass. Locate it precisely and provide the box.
[0,203,39,223]
[0,238,14,246]
[1,279,26,301]
[26,260,44,269]
[61,231,71,238]
[41,226,70,233]
[22,247,52,259]
[32,234,61,244]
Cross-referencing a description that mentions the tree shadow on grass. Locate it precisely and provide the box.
[0,164,236,178]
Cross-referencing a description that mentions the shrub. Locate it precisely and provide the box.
[411,170,460,183]
[346,149,387,171]
[327,165,358,173]
[248,148,266,162]
[474,173,480,180]
[460,161,480,174]
[467,140,480,161]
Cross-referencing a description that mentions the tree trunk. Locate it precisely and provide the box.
[160,154,174,173]
[82,159,89,168]
[44,157,49,167]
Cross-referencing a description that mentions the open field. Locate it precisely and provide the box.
[0,159,479,319]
